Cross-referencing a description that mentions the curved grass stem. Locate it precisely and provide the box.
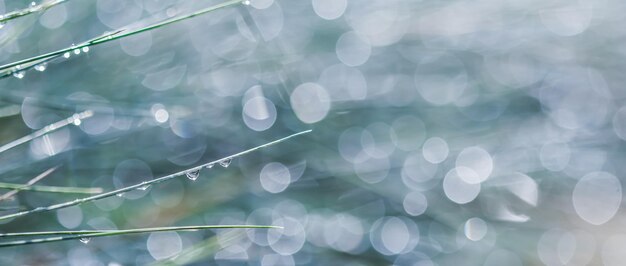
[0,0,245,77]
[0,130,312,222]
[0,224,280,247]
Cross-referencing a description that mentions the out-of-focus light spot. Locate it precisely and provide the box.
[415,52,467,105]
[57,206,83,229]
[318,64,367,101]
[338,127,368,163]
[603,235,626,266]
[572,171,621,225]
[250,0,274,10]
[336,31,371,67]
[39,4,67,29]
[612,106,626,141]
[147,232,182,260]
[403,191,427,216]
[361,122,395,158]
[215,246,248,261]
[537,229,577,266]
[540,2,592,36]
[312,0,346,20]
[324,213,364,253]
[463,217,487,241]
[422,137,449,164]
[391,115,426,151]
[354,155,390,184]
[290,82,330,124]
[370,216,419,255]
[455,146,493,184]
[261,254,294,266]
[401,152,438,188]
[260,162,291,193]
[443,167,481,204]
[120,32,152,57]
[243,97,277,131]
[268,217,306,255]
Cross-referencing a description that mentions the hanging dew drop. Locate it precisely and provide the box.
[116,193,124,197]
[206,163,215,169]
[13,71,25,79]
[73,49,81,55]
[34,63,47,72]
[79,237,91,244]
[82,47,90,53]
[219,158,232,168]
[63,52,71,58]
[138,184,150,191]
[186,170,201,181]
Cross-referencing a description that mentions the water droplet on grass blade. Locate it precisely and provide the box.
[116,193,124,197]
[73,49,81,55]
[206,163,215,169]
[79,237,91,244]
[13,71,25,79]
[82,47,90,53]
[219,158,232,168]
[186,170,201,181]
[63,52,70,58]
[138,184,151,191]
[34,63,47,72]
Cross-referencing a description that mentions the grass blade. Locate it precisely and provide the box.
[0,110,93,154]
[0,182,102,194]
[0,0,68,24]
[0,0,245,77]
[0,225,279,247]
[0,130,312,221]
[0,166,59,200]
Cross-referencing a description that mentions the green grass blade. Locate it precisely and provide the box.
[0,0,245,76]
[0,0,68,24]
[0,225,279,247]
[0,110,93,154]
[0,130,312,221]
[0,182,102,194]
[0,166,59,200]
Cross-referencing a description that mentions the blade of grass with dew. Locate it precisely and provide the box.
[0,130,312,221]
[0,165,59,200]
[0,0,246,78]
[0,0,68,24]
[0,110,93,154]
[0,182,102,194]
[0,225,280,247]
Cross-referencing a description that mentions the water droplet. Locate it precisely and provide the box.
[63,52,70,58]
[186,169,201,181]
[206,163,215,169]
[82,47,90,53]
[138,184,150,191]
[219,158,232,168]
[242,0,251,5]
[30,2,37,7]
[116,193,124,197]
[79,237,91,244]
[73,49,81,55]
[13,71,25,79]
[34,63,47,72]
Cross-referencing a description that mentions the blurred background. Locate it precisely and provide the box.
[0,0,624,265]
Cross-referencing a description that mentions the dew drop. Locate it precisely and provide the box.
[138,184,151,191]
[82,47,90,53]
[242,0,251,5]
[30,2,37,7]
[63,52,71,58]
[13,71,25,79]
[219,158,232,168]
[206,163,215,169]
[116,193,124,197]
[79,237,91,244]
[186,170,201,181]
[34,63,47,72]
[73,49,81,55]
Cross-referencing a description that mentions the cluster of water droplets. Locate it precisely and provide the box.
[185,158,232,181]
